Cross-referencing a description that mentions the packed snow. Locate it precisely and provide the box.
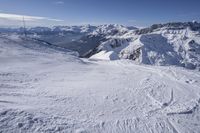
[0,34,200,133]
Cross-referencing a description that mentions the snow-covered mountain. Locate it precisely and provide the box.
[89,22,200,70]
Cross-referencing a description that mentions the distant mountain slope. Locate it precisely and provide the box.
[0,24,136,57]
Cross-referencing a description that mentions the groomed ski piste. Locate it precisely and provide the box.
[0,34,200,133]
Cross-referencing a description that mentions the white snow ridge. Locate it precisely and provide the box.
[0,22,200,133]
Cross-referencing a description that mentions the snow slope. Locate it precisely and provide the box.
[0,35,200,133]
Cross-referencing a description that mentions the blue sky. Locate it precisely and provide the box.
[0,0,200,27]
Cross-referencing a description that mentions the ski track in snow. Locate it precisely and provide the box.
[0,35,200,133]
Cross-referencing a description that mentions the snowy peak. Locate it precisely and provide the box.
[93,24,133,35]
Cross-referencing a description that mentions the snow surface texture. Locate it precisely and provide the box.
[1,34,200,133]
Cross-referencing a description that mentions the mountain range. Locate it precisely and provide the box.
[0,22,200,70]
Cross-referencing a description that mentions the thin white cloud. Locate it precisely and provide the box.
[54,1,64,5]
[0,13,63,22]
